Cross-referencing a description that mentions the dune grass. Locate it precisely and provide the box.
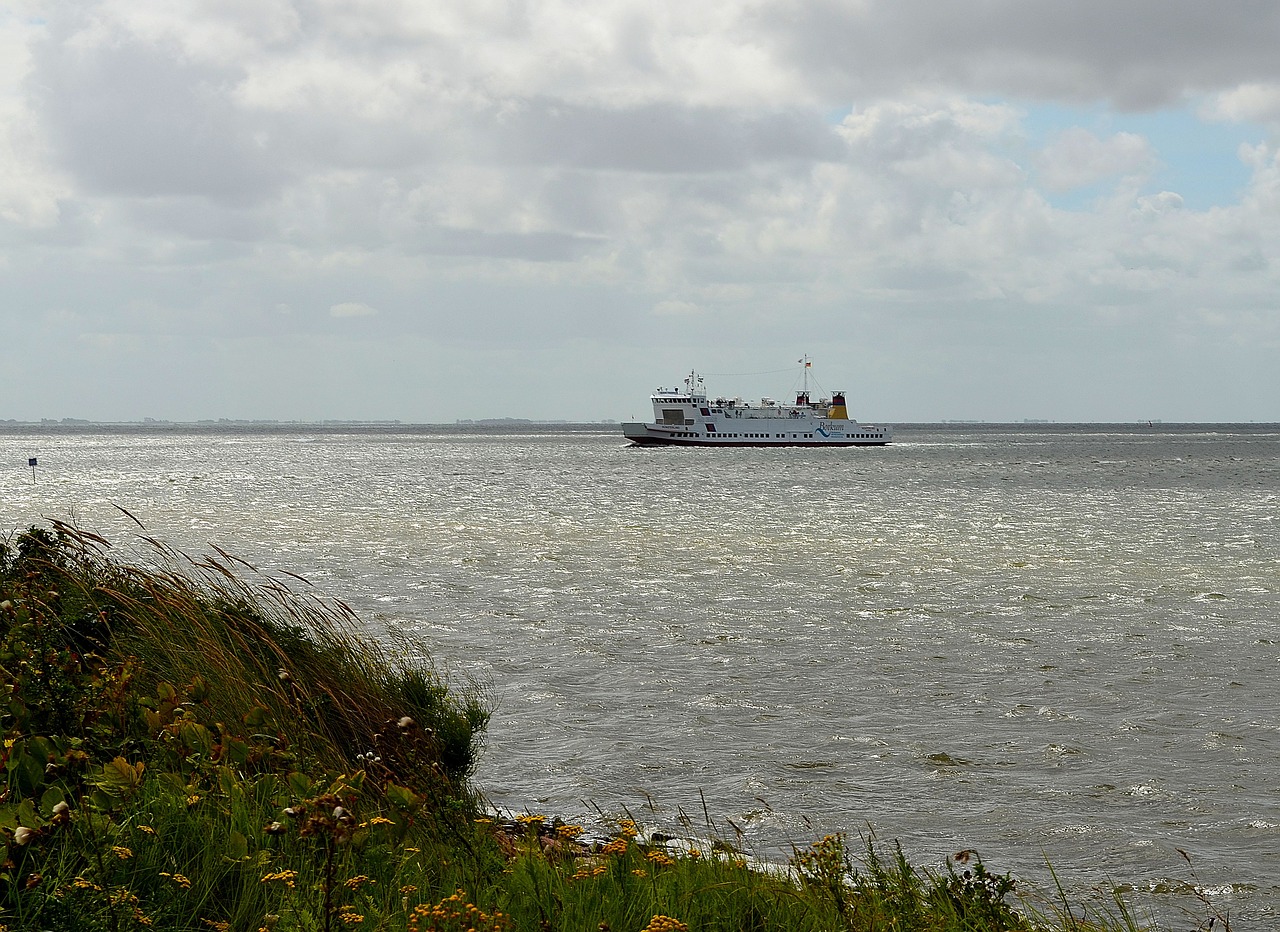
[0,522,1169,931]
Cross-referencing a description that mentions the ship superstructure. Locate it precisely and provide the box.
[621,362,891,447]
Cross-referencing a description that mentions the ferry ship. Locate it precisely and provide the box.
[622,361,891,447]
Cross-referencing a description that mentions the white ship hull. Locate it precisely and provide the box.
[622,420,890,446]
[622,365,891,447]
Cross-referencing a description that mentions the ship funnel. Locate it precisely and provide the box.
[827,392,849,420]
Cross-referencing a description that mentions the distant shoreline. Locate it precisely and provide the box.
[3,419,1276,432]
[0,419,620,431]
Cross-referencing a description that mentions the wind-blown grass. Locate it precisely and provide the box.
[0,522,1173,931]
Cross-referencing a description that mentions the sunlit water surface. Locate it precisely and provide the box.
[4,423,1279,926]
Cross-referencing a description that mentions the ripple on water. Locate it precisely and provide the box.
[5,424,1280,925]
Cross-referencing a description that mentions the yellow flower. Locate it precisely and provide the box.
[570,864,608,882]
[600,837,629,856]
[343,875,373,890]
[556,824,584,839]
[260,870,298,888]
[137,825,157,835]
[160,872,192,889]
[111,846,133,859]
[641,916,689,932]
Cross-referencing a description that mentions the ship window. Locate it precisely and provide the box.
[661,408,684,425]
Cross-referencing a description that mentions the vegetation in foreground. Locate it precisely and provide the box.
[0,522,1161,931]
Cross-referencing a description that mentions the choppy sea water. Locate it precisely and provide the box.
[4,423,1279,926]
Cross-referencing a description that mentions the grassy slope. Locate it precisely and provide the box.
[0,524,1154,931]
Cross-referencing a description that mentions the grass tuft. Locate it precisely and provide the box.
[0,522,1172,930]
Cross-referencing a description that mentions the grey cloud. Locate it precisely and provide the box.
[412,226,605,261]
[761,1,1280,109]
[490,99,843,172]
[122,197,276,243]
[32,31,291,202]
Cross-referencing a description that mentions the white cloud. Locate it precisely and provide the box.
[1035,128,1155,192]
[652,298,700,316]
[1132,190,1185,218]
[2,1,1280,421]
[1204,83,1280,126]
[329,301,377,318]
[0,11,67,226]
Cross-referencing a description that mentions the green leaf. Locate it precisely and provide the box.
[39,786,66,815]
[286,771,313,798]
[5,740,45,798]
[218,766,244,802]
[226,830,248,861]
[179,722,214,757]
[383,783,422,811]
[243,704,274,728]
[221,735,250,766]
[93,757,145,801]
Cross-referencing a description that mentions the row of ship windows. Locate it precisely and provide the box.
[666,432,882,439]
[668,432,813,438]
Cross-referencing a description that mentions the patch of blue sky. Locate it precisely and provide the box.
[1013,102,1266,212]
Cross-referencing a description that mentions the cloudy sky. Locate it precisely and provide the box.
[3,1,1280,423]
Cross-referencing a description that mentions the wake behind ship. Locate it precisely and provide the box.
[622,363,891,447]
